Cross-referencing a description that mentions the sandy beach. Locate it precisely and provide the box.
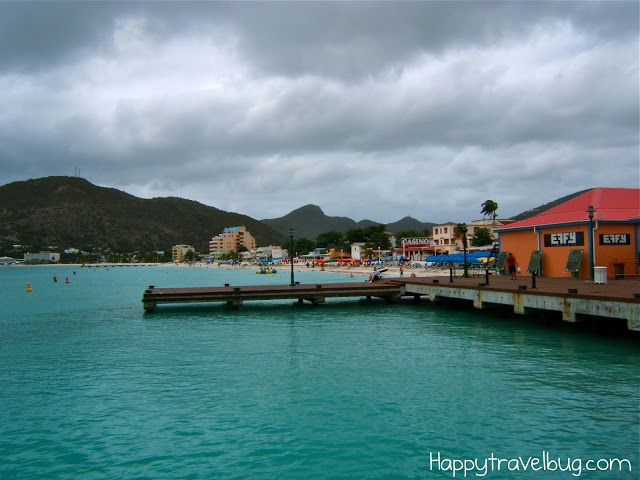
[176,261,449,280]
[7,260,465,280]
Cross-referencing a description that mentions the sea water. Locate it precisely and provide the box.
[0,265,638,479]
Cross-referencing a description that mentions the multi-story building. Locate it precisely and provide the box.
[467,218,514,245]
[24,252,60,264]
[172,244,195,263]
[209,226,256,260]
[431,222,462,254]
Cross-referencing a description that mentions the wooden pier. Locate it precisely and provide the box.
[142,281,403,312]
[142,275,640,331]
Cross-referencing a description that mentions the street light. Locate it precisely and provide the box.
[587,205,595,282]
[457,223,469,278]
[289,228,295,286]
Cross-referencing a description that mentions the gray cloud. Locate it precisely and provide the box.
[0,1,637,226]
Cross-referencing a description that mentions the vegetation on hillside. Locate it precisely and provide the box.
[263,205,435,240]
[0,176,590,262]
[510,189,591,221]
[0,176,285,257]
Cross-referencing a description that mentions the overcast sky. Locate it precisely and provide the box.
[1,1,638,224]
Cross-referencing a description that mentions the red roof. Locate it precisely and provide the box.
[498,188,640,230]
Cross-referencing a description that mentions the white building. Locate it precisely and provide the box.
[350,243,366,260]
[257,245,284,261]
[24,252,60,263]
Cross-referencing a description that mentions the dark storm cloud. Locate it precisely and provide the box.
[0,1,637,223]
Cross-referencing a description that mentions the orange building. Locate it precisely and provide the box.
[209,226,256,260]
[496,188,639,279]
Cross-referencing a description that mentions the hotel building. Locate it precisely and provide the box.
[172,245,195,263]
[209,226,256,260]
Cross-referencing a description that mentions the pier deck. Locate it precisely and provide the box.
[395,275,640,330]
[142,281,403,312]
[142,275,640,331]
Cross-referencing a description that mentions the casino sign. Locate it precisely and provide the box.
[401,238,432,247]
[400,237,434,260]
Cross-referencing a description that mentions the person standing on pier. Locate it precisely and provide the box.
[506,253,519,280]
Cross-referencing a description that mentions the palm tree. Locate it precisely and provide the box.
[454,223,469,278]
[481,200,499,226]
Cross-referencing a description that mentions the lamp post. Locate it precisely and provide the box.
[457,223,469,278]
[289,228,295,286]
[587,205,595,282]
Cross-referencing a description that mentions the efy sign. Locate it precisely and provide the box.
[544,232,585,247]
[599,234,630,245]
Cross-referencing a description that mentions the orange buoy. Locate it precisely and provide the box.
[26,282,32,292]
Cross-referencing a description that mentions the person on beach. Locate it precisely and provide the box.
[506,253,519,280]
[399,265,404,277]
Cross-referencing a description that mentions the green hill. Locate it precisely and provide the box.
[261,204,362,240]
[386,216,435,234]
[511,189,592,221]
[262,205,435,240]
[0,176,285,253]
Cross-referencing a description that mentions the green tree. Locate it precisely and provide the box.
[394,229,422,240]
[286,238,315,257]
[346,225,390,251]
[481,200,499,226]
[366,228,392,253]
[184,250,195,263]
[315,231,344,250]
[344,228,367,243]
[470,227,494,247]
[395,229,432,241]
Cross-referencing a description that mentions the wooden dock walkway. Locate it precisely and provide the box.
[142,275,640,331]
[142,281,403,312]
[396,275,640,330]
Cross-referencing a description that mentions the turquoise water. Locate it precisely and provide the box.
[1,265,638,479]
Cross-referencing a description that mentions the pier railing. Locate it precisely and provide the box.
[607,257,640,279]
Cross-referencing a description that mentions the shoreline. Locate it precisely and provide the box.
[4,261,447,279]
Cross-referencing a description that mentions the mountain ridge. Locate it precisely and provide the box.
[0,176,587,253]
[0,176,285,252]
[261,204,436,240]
